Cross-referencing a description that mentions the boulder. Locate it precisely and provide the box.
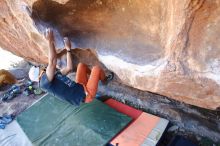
[0,0,220,110]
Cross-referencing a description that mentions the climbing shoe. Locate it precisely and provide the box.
[0,114,14,129]
[1,85,21,102]
[0,114,13,124]
[102,72,114,85]
[0,123,5,129]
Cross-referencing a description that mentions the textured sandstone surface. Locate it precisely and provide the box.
[0,0,220,110]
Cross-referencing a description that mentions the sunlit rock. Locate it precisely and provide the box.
[0,0,220,110]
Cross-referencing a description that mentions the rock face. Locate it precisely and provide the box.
[0,0,220,110]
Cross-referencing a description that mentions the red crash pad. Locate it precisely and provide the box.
[111,112,160,146]
[104,99,167,146]
[104,99,142,120]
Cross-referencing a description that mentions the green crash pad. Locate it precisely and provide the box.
[17,94,131,146]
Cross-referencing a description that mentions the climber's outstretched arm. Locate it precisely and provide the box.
[45,28,57,82]
[60,37,73,75]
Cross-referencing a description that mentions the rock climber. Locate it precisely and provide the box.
[28,28,113,105]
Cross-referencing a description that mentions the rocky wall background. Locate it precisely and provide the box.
[0,0,220,110]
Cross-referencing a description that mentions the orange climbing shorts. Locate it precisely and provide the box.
[76,63,105,103]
